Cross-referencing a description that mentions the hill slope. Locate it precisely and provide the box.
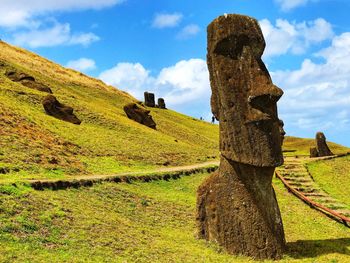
[0,41,219,180]
[0,41,348,182]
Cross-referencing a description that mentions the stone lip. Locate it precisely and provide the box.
[42,95,81,125]
[124,102,157,129]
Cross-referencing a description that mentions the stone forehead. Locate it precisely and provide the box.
[207,14,265,56]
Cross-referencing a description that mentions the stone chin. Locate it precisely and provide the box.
[220,120,284,168]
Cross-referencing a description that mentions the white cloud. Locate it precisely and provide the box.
[273,32,350,135]
[11,22,99,48]
[260,18,333,58]
[177,24,200,39]
[99,59,210,116]
[275,0,317,11]
[152,13,183,29]
[0,0,124,28]
[66,58,96,72]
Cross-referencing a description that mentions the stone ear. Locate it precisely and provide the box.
[210,93,220,121]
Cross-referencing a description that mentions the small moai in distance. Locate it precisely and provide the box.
[157,98,166,109]
[196,14,286,260]
[144,92,155,107]
[310,132,333,157]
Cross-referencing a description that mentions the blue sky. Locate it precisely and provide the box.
[0,0,350,146]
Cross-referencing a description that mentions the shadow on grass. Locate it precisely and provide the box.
[287,238,350,259]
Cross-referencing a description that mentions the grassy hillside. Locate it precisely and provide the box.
[0,40,349,183]
[0,41,219,181]
[0,173,349,262]
[307,155,350,210]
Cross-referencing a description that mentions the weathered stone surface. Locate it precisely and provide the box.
[197,14,285,260]
[42,95,81,125]
[158,98,166,109]
[310,147,319,158]
[124,103,156,129]
[5,70,52,93]
[144,92,155,107]
[316,132,333,157]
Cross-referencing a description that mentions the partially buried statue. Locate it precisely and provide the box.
[124,103,156,129]
[197,14,286,260]
[42,95,81,125]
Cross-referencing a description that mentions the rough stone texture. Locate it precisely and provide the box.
[197,14,286,260]
[42,95,81,125]
[144,92,155,107]
[124,103,156,129]
[310,147,319,158]
[158,98,166,109]
[315,132,333,157]
[5,70,52,93]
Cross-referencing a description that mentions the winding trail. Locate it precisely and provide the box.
[276,155,350,225]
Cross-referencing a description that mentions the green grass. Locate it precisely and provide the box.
[0,40,219,181]
[0,173,349,262]
[307,156,350,210]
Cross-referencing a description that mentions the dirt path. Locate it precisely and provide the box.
[276,155,350,220]
[27,160,220,190]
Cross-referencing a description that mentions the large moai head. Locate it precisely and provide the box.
[207,14,285,167]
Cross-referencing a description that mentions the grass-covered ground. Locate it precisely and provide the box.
[0,173,349,262]
[307,155,350,210]
[0,40,219,181]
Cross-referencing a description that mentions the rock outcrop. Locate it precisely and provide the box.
[310,132,333,157]
[42,95,81,125]
[5,70,52,93]
[124,103,156,129]
[197,14,286,260]
[157,98,166,109]
[144,92,155,107]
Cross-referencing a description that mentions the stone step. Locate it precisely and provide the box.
[313,197,337,204]
[335,209,350,217]
[288,182,315,188]
[284,177,313,183]
[282,172,309,178]
[294,187,320,193]
[326,203,348,210]
[303,192,328,198]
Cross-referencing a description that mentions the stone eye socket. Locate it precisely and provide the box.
[214,35,263,59]
[248,94,280,111]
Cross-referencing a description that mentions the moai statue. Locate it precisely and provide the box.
[144,92,155,107]
[196,14,286,260]
[158,98,166,109]
[42,95,81,125]
[315,132,333,157]
[124,103,156,129]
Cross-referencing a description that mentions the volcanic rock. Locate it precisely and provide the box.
[42,95,81,125]
[5,70,52,93]
[144,92,155,107]
[124,103,156,129]
[157,98,166,109]
[197,14,285,260]
[315,132,333,157]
